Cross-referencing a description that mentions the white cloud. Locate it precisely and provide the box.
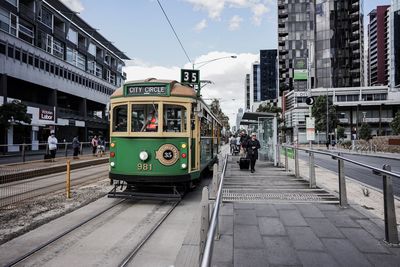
[185,0,271,27]
[251,3,269,26]
[194,19,208,32]
[229,15,243,31]
[60,0,84,13]
[123,51,258,127]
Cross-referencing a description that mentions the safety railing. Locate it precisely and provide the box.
[0,142,109,163]
[281,144,399,245]
[199,154,228,267]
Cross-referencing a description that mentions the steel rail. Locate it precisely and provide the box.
[283,145,400,179]
[118,200,180,267]
[5,199,127,267]
[201,154,228,267]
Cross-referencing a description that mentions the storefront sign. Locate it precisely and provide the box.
[39,109,54,121]
[125,85,167,96]
[306,117,315,141]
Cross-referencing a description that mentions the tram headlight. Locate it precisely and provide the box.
[110,162,115,167]
[139,151,149,161]
[111,142,115,148]
[181,163,187,169]
[181,143,187,149]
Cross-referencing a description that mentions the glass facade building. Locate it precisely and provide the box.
[260,50,278,101]
[252,63,260,102]
[244,74,251,110]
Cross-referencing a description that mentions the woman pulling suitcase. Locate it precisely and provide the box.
[246,133,261,173]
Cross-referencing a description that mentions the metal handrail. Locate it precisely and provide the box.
[282,144,399,244]
[283,145,400,179]
[200,154,228,267]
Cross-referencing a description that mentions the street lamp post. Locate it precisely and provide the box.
[192,55,237,69]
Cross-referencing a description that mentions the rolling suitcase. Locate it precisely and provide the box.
[239,157,250,170]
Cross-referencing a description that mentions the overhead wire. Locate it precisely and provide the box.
[156,0,192,64]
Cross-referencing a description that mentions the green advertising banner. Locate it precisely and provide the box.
[294,69,308,80]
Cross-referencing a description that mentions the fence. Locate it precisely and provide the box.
[0,142,108,163]
[281,145,399,245]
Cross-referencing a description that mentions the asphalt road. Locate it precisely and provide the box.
[298,151,400,197]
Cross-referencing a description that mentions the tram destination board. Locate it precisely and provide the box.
[125,84,168,96]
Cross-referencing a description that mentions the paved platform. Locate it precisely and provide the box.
[210,156,400,267]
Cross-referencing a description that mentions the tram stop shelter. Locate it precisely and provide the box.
[240,112,278,166]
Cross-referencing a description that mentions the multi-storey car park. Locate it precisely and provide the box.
[0,0,129,152]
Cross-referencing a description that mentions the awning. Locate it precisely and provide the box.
[240,112,276,125]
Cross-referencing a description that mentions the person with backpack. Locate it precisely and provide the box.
[91,136,98,156]
[72,136,80,159]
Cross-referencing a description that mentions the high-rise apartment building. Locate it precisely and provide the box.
[277,0,315,91]
[390,0,400,88]
[315,0,364,88]
[260,49,278,101]
[244,74,250,110]
[0,0,129,149]
[368,6,390,86]
[251,62,260,103]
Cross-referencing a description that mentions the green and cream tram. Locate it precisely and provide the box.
[109,78,221,187]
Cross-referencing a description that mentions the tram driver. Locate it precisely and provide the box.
[141,109,158,132]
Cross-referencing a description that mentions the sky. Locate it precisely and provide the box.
[61,0,391,127]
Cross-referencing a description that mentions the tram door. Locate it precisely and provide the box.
[190,107,199,171]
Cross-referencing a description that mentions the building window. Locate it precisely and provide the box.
[6,0,18,6]
[10,13,17,36]
[87,60,95,74]
[88,42,96,56]
[53,38,64,59]
[77,52,85,70]
[67,27,78,44]
[95,63,102,78]
[18,21,34,44]
[0,8,9,33]
[38,7,53,29]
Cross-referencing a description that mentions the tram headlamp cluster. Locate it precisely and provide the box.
[181,163,187,169]
[111,142,115,148]
[181,143,187,149]
[139,151,149,161]
[110,162,115,167]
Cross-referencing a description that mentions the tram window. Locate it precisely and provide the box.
[112,105,128,132]
[163,104,186,132]
[131,104,159,132]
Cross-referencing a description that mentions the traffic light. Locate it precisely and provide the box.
[306,96,315,105]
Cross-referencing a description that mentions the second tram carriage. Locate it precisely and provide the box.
[109,78,221,188]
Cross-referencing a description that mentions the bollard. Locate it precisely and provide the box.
[66,160,71,199]
[382,164,399,244]
[199,186,209,263]
[80,143,83,155]
[277,144,281,167]
[22,143,26,163]
[309,152,316,188]
[337,153,348,207]
[285,147,288,172]
[64,143,68,158]
[294,148,299,178]
[210,163,219,200]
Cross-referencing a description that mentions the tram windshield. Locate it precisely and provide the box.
[163,104,187,132]
[112,104,127,132]
[131,104,159,132]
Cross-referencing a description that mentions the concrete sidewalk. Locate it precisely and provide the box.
[210,156,400,267]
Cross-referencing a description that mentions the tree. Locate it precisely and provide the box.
[390,111,400,135]
[210,99,230,131]
[336,125,346,140]
[359,123,371,140]
[311,95,339,134]
[0,100,31,150]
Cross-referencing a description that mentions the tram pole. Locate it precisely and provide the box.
[66,160,71,199]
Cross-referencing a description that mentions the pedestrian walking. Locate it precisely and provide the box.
[91,135,98,156]
[47,131,58,162]
[246,133,261,173]
[97,136,105,157]
[72,136,80,159]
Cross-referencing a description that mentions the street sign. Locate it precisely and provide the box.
[306,96,315,105]
[306,117,315,141]
[181,69,200,84]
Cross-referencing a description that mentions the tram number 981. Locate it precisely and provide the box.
[137,163,152,171]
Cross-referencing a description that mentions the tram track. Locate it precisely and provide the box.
[5,198,180,267]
